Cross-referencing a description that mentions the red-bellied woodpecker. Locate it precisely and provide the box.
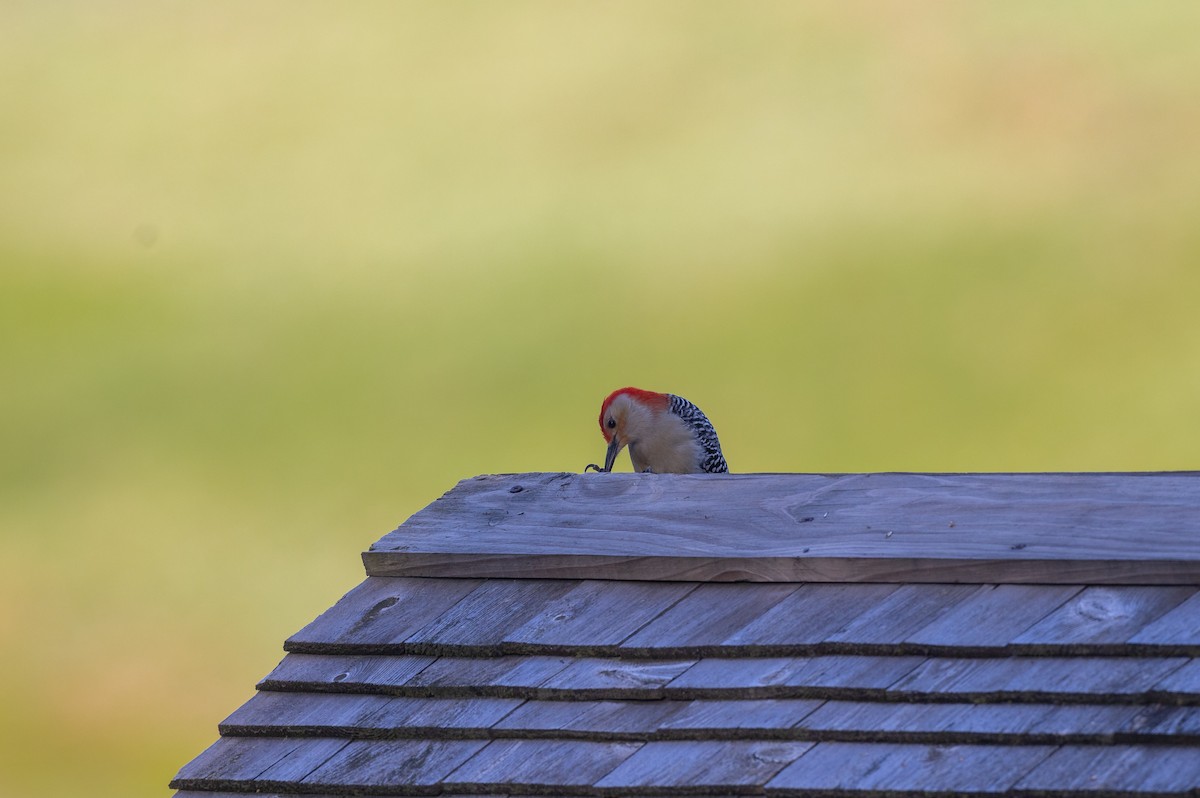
[585,387,729,474]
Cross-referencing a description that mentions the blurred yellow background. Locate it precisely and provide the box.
[2,2,1199,795]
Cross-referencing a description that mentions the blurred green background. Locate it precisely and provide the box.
[2,2,1199,795]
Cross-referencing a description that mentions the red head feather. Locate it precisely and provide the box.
[598,387,669,439]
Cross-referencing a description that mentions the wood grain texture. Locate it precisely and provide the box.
[171,737,349,791]
[365,472,1200,584]
[1011,586,1197,647]
[902,584,1082,649]
[493,699,685,736]
[220,692,395,735]
[1153,659,1200,694]
[618,582,801,651]
[441,739,642,790]
[301,739,489,791]
[259,653,437,692]
[273,578,1198,658]
[404,579,579,648]
[1127,591,1200,645]
[660,699,825,733]
[824,583,986,645]
[666,655,926,697]
[722,583,901,647]
[594,740,814,790]
[503,579,698,648]
[537,658,698,698]
[1015,744,1200,793]
[892,656,1193,700]
[1123,705,1200,738]
[286,577,482,650]
[767,741,1057,793]
[795,700,1145,742]
[404,655,575,693]
[221,692,523,737]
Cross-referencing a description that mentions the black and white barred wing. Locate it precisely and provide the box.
[667,394,729,473]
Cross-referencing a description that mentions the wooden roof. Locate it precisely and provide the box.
[173,472,1200,797]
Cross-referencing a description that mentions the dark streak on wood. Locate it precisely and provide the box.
[302,739,489,790]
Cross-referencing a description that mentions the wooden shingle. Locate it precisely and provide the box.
[172,472,1200,796]
[766,742,1058,793]
[594,740,814,791]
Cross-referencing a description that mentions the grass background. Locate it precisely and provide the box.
[2,3,1199,795]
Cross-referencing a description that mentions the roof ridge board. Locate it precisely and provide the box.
[366,472,1200,586]
[280,640,1200,659]
[364,552,1200,586]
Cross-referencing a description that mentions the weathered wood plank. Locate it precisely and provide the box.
[365,472,1200,584]
[1015,744,1200,793]
[594,740,814,790]
[893,656,1193,700]
[258,653,1200,703]
[218,691,1192,745]
[618,582,800,651]
[301,739,489,791]
[504,579,698,648]
[903,584,1082,649]
[171,737,349,791]
[824,583,985,645]
[767,741,1056,793]
[722,583,901,647]
[221,691,523,736]
[1128,592,1200,646]
[259,653,436,692]
[404,579,579,648]
[405,655,576,693]
[537,658,698,698]
[286,577,483,650]
[220,692,395,734]
[276,579,1195,658]
[1122,704,1200,738]
[1153,659,1200,694]
[794,700,1145,741]
[1011,586,1197,647]
[665,656,925,697]
[661,699,824,733]
[369,696,524,733]
[494,699,685,736]
[442,739,642,790]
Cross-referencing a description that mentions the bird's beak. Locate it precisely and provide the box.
[603,434,624,473]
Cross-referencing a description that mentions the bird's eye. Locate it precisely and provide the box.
[606,418,616,429]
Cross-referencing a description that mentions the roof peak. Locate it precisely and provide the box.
[365,471,1200,586]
